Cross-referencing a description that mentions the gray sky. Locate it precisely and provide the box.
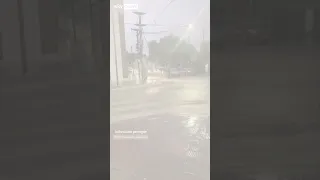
[123,0,210,54]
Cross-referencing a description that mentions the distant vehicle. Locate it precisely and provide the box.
[166,67,195,78]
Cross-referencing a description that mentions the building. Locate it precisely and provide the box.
[90,0,126,86]
[110,0,125,86]
[0,0,127,86]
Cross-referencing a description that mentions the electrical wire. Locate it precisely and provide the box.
[154,0,179,22]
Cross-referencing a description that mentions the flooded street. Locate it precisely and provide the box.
[110,77,210,180]
[110,77,210,123]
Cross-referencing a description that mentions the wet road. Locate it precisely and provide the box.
[110,77,210,123]
[111,74,320,180]
[110,77,210,180]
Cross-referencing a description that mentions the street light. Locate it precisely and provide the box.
[186,24,193,43]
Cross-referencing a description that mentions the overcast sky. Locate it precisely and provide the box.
[122,0,210,54]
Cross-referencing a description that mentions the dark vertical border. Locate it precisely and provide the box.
[38,0,59,54]
[95,1,111,179]
[89,0,95,55]
[0,32,2,60]
[209,0,213,178]
[17,0,27,74]
[314,8,320,44]
[105,1,111,179]
[71,1,77,42]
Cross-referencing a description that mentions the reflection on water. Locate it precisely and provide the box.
[185,116,199,134]
[178,83,208,102]
[110,114,210,180]
[186,116,197,127]
[183,115,210,161]
[183,115,210,139]
[145,87,161,95]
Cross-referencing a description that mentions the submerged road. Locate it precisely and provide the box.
[110,77,210,123]
[110,77,210,180]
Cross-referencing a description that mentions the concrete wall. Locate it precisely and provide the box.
[110,0,124,86]
[117,4,128,78]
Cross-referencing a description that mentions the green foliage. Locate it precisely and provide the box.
[199,41,210,62]
[148,40,159,62]
[148,35,198,67]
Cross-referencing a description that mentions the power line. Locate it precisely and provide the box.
[155,0,180,21]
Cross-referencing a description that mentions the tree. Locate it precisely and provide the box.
[148,35,198,67]
[199,41,210,62]
[148,40,159,62]
[192,41,210,74]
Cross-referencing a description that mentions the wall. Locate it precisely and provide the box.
[118,10,128,78]
[110,0,124,86]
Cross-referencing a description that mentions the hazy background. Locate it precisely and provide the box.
[123,0,210,54]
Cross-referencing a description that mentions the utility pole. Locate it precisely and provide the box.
[133,12,146,57]
[131,12,171,83]
[132,12,146,83]
[131,27,167,82]
[131,28,142,81]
